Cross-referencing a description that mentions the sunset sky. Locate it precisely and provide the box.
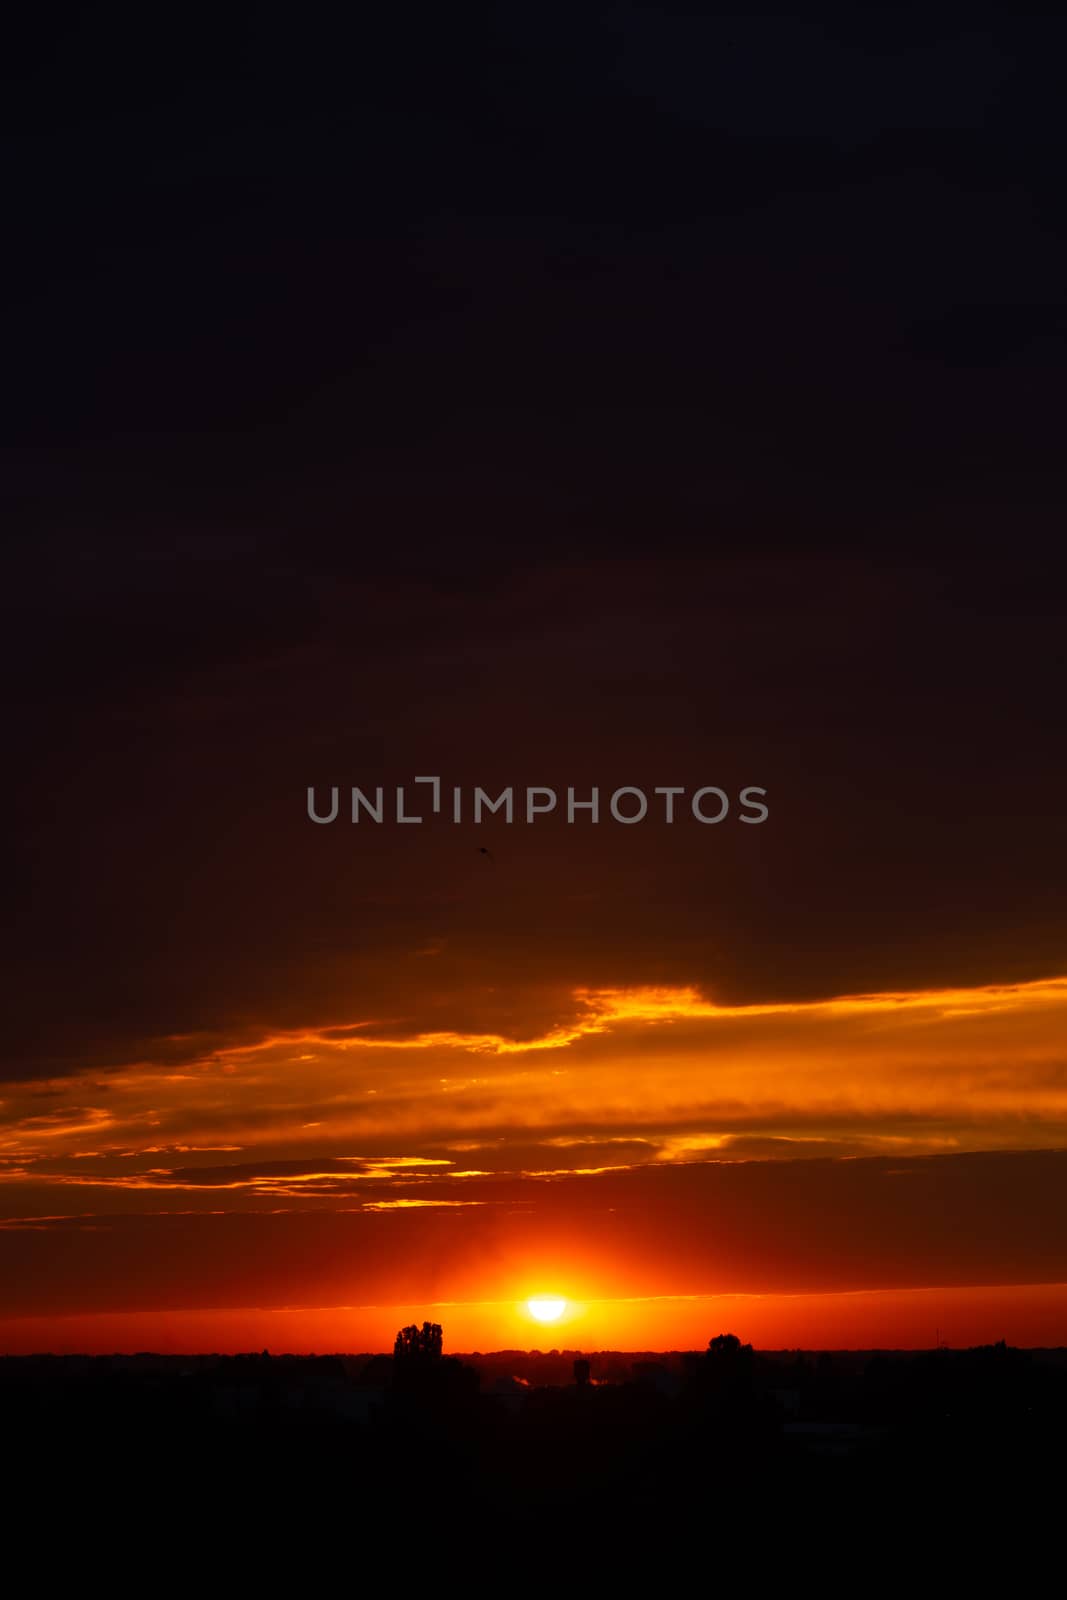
[3,11,1067,1351]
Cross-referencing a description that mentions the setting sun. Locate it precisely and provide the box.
[527,1296,567,1325]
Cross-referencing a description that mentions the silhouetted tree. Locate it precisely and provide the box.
[706,1332,754,1371]
[684,1332,770,1436]
[389,1321,479,1412]
[394,1321,443,1365]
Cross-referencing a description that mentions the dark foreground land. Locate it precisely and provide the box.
[5,1335,1063,1562]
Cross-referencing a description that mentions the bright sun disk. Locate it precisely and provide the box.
[527,1296,567,1324]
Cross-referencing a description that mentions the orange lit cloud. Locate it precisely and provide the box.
[2,972,1067,1345]
[4,973,1067,1171]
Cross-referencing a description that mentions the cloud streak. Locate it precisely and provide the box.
[2,971,1066,1335]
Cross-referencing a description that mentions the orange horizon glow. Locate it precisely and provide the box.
[4,1283,1067,1356]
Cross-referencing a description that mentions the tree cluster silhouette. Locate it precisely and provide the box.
[393,1322,443,1365]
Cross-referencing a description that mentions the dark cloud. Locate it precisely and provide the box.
[1,551,1066,1080]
